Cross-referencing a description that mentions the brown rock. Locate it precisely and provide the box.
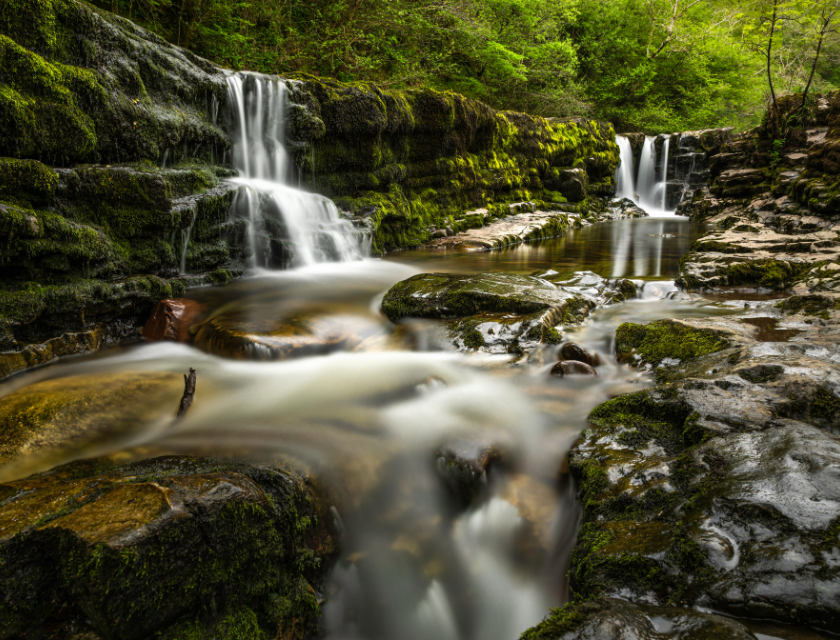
[550,360,598,377]
[559,342,603,367]
[142,298,205,342]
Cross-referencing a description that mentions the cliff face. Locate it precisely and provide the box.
[0,0,619,378]
[284,77,619,251]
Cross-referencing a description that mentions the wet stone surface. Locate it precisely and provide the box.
[567,297,840,631]
[0,455,337,639]
[521,597,759,640]
[382,271,637,356]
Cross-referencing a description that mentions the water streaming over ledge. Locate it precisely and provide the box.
[225,72,368,268]
[615,134,677,217]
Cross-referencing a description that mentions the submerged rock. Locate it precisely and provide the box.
[520,598,758,640]
[0,372,186,474]
[194,306,401,360]
[0,455,337,639]
[551,361,598,377]
[559,342,603,367]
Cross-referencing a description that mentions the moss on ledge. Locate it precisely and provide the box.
[615,319,731,366]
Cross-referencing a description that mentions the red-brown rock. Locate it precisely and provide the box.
[142,299,205,342]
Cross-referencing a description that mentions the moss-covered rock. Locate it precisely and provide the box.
[614,318,736,367]
[382,272,586,321]
[0,0,228,165]
[563,313,840,633]
[520,598,758,640]
[286,79,619,253]
[0,455,337,639]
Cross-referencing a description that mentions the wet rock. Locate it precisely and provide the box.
[0,372,185,478]
[0,455,337,639]
[499,474,558,563]
[142,298,206,342]
[676,97,840,295]
[382,272,591,322]
[556,168,589,202]
[0,321,141,380]
[607,197,649,219]
[551,361,598,377]
[614,318,753,371]
[567,310,840,632]
[559,342,603,367]
[382,272,610,357]
[194,306,395,360]
[521,598,757,640]
[428,210,574,251]
[436,437,511,506]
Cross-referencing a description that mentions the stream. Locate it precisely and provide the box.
[0,74,827,640]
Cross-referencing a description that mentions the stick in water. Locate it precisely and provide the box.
[177,368,196,417]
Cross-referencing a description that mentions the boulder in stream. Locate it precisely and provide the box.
[0,455,338,639]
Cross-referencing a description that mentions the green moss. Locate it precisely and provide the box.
[462,329,486,349]
[0,157,57,204]
[776,294,840,315]
[721,259,811,290]
[294,78,618,252]
[519,602,586,640]
[615,320,730,366]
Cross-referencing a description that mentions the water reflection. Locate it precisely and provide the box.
[388,218,709,280]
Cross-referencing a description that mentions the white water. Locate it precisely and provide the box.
[614,136,635,200]
[614,135,676,217]
[660,137,670,211]
[225,72,367,268]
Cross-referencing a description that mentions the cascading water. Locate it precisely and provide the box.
[660,137,670,211]
[225,72,367,268]
[614,135,635,200]
[614,135,676,217]
[635,137,658,210]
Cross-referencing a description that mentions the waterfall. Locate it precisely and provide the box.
[180,221,194,275]
[614,136,635,200]
[225,72,366,268]
[636,137,658,211]
[660,137,670,211]
[614,135,675,217]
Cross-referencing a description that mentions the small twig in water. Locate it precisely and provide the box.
[176,368,196,418]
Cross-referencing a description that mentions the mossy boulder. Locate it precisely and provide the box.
[0,455,338,639]
[520,598,757,640]
[382,272,586,321]
[0,0,228,165]
[614,318,740,369]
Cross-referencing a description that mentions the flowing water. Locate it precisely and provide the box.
[616,134,676,216]
[1,86,820,640]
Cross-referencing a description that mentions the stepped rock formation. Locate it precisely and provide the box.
[675,93,840,293]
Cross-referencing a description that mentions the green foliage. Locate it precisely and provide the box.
[91,0,838,132]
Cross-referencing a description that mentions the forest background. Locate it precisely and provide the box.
[96,0,840,132]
